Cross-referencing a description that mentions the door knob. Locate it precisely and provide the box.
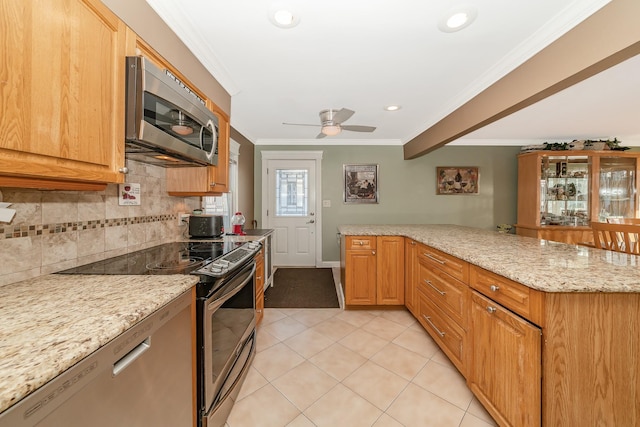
[306,219,315,224]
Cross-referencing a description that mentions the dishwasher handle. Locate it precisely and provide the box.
[112,337,151,377]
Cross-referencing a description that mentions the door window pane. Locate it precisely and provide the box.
[275,169,308,216]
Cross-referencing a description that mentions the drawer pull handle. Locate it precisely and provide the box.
[486,306,497,314]
[422,315,446,337]
[490,285,500,292]
[425,279,446,296]
[358,241,364,246]
[424,254,446,265]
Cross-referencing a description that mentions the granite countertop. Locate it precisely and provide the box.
[339,224,640,293]
[0,274,198,414]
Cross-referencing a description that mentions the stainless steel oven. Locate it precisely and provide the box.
[194,242,261,427]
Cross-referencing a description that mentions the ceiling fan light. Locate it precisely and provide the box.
[321,125,341,136]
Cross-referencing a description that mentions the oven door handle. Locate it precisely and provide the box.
[207,262,256,312]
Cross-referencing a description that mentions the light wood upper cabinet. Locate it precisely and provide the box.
[0,0,129,190]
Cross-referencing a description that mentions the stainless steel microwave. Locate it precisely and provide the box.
[125,56,218,167]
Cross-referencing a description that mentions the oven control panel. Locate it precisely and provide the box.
[195,241,261,277]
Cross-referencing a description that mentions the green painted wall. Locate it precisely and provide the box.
[254,145,521,262]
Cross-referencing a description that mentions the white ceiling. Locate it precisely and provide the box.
[146,0,639,150]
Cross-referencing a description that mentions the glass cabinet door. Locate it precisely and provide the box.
[598,157,636,221]
[540,155,590,226]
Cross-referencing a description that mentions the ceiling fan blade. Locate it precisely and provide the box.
[282,122,320,127]
[331,108,355,124]
[316,132,327,139]
[341,125,376,132]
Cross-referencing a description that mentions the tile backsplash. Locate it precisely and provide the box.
[0,160,200,286]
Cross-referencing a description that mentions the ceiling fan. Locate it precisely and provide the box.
[283,108,376,139]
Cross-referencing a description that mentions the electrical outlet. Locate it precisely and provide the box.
[178,213,190,226]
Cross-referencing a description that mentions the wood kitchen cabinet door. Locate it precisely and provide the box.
[344,249,377,305]
[0,0,129,189]
[377,236,404,305]
[468,290,541,427]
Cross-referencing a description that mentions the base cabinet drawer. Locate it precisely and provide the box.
[418,261,468,326]
[418,290,466,375]
[470,265,544,326]
[417,244,469,282]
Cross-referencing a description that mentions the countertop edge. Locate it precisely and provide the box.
[338,224,640,293]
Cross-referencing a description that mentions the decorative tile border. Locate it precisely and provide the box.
[0,215,177,240]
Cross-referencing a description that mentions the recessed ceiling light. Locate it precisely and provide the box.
[268,4,300,29]
[384,105,401,111]
[438,6,477,33]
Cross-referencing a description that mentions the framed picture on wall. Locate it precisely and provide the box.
[436,167,479,195]
[344,164,379,204]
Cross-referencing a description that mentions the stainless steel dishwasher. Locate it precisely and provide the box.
[0,290,193,427]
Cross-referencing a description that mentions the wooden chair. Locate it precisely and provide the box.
[606,217,640,225]
[591,222,640,254]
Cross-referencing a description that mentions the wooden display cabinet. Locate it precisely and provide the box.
[0,0,130,190]
[516,150,640,244]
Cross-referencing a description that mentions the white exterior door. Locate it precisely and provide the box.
[262,152,322,267]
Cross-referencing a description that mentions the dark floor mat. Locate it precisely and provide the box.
[264,268,339,308]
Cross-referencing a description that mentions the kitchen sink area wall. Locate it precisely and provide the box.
[254,144,520,263]
[0,160,200,287]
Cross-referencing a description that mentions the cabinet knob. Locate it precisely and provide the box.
[358,241,364,245]
[372,250,376,255]
[486,306,497,314]
[490,285,500,292]
[210,182,216,187]
[118,167,129,174]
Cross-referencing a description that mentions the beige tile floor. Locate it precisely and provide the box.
[226,307,497,427]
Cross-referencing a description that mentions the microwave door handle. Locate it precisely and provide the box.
[204,119,217,160]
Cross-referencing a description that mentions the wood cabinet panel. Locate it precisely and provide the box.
[470,265,544,326]
[468,291,541,427]
[255,248,265,325]
[0,0,128,188]
[542,292,640,426]
[343,235,403,306]
[404,239,419,315]
[376,236,404,305]
[418,261,468,326]
[418,290,466,374]
[344,249,377,305]
[346,236,376,250]
[417,245,469,283]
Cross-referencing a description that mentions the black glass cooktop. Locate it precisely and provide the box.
[58,241,242,275]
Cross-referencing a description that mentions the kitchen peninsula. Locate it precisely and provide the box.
[340,224,640,426]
